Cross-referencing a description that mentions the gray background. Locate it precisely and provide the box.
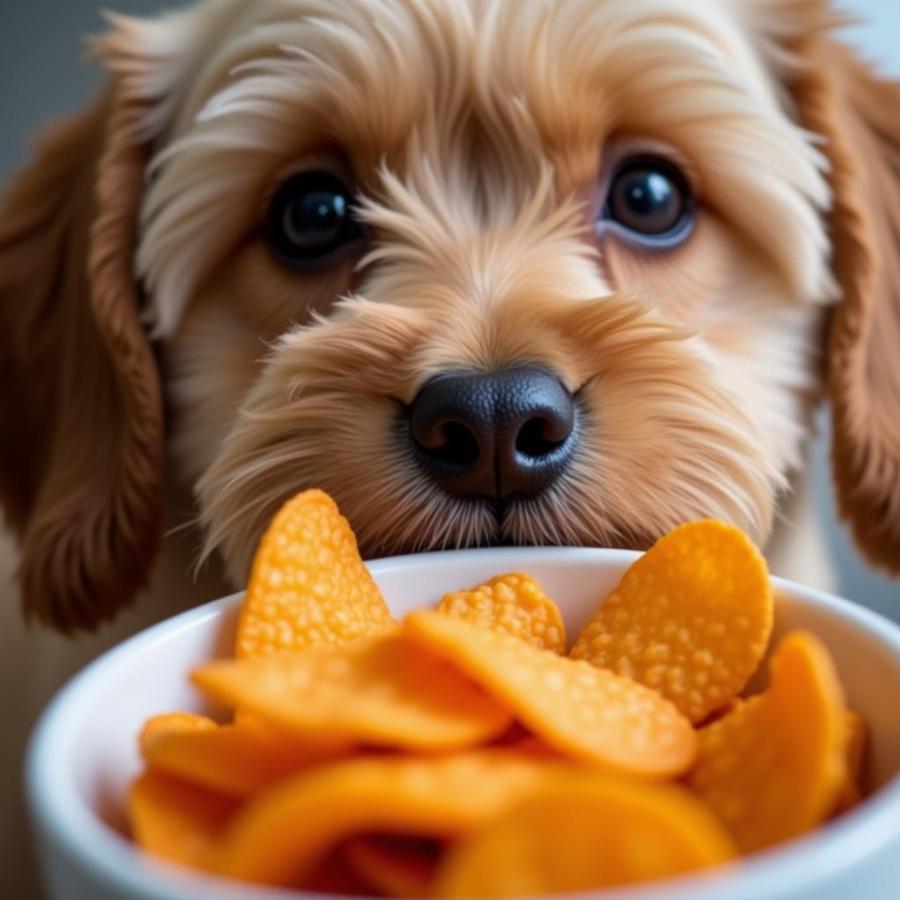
[1,0,898,619]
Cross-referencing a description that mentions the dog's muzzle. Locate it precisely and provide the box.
[408,367,577,503]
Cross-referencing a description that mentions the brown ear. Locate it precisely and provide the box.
[0,81,162,632]
[792,37,900,574]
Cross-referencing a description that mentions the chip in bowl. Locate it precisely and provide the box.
[127,489,866,897]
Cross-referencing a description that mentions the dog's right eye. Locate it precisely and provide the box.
[266,171,364,266]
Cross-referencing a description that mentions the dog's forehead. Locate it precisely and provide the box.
[173,0,781,163]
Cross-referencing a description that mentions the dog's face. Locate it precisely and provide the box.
[143,0,834,578]
[2,0,899,631]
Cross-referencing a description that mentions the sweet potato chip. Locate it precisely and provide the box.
[403,611,696,777]
[570,520,773,724]
[832,710,867,815]
[236,489,396,659]
[219,751,551,886]
[129,770,237,871]
[140,713,345,798]
[127,495,870,896]
[437,573,565,653]
[687,630,847,852]
[193,634,512,752]
[345,836,441,898]
[436,774,735,897]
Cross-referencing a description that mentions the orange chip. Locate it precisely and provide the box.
[193,634,512,752]
[403,610,696,777]
[344,836,441,898]
[437,573,566,653]
[129,770,237,871]
[436,774,735,897]
[570,520,773,723]
[140,713,346,798]
[236,489,396,659]
[833,710,867,815]
[687,630,847,852]
[219,751,551,886]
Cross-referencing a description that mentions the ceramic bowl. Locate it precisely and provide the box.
[26,547,900,900]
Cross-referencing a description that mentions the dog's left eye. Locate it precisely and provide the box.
[601,157,693,245]
[266,171,364,265]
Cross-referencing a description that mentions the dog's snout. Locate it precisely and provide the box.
[409,368,576,501]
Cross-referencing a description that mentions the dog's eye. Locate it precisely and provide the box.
[266,171,363,265]
[602,157,692,244]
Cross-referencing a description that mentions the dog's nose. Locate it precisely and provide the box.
[409,368,576,501]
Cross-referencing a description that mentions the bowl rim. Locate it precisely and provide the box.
[25,545,900,900]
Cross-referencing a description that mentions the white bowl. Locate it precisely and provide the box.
[26,547,900,900]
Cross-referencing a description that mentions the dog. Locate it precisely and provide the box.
[2,0,898,641]
[1,1,899,894]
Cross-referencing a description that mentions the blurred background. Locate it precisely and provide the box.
[0,0,898,625]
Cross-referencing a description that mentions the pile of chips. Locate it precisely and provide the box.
[128,490,867,897]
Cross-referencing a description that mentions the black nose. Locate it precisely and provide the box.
[409,367,577,501]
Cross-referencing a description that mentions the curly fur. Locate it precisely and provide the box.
[1,0,898,631]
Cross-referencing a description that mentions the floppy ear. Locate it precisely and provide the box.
[0,11,214,632]
[790,34,900,574]
[0,87,162,633]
